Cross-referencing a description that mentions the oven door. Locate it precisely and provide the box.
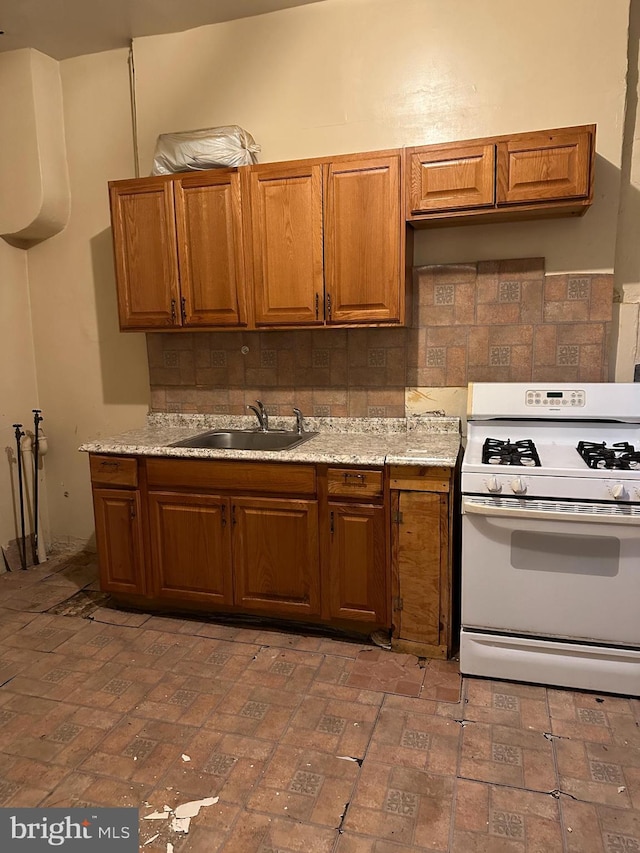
[462,496,640,647]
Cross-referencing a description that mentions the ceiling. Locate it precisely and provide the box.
[0,0,325,60]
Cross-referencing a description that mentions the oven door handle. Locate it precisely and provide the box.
[462,497,640,525]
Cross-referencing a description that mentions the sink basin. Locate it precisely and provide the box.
[170,429,318,451]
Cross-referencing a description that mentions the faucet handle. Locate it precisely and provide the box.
[293,408,304,434]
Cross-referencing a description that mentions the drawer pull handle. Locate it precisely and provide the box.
[100,461,120,469]
[343,473,366,485]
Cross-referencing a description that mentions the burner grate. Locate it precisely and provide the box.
[482,438,541,467]
[577,441,640,470]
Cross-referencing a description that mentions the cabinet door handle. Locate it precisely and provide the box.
[315,292,319,320]
[171,298,177,323]
[130,504,136,520]
[326,292,332,320]
[221,504,226,527]
[330,510,334,534]
[232,505,236,525]
[181,296,187,322]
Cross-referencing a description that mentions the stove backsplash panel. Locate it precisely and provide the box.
[147,258,613,416]
[408,258,612,387]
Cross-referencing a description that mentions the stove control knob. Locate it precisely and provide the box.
[486,476,502,494]
[611,483,629,501]
[511,477,527,495]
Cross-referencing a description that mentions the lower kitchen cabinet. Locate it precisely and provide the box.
[233,497,320,617]
[148,491,233,605]
[328,502,387,624]
[92,488,145,595]
[390,465,459,659]
[90,454,145,595]
[88,453,457,654]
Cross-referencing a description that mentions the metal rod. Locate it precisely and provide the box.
[13,424,26,570]
[32,409,43,565]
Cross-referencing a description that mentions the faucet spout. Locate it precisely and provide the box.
[247,400,268,431]
[255,400,269,431]
[293,408,304,435]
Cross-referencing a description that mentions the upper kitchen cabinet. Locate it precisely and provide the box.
[246,162,324,326]
[109,170,247,331]
[406,142,496,215]
[325,153,404,325]
[246,150,407,328]
[406,124,595,227]
[496,127,592,205]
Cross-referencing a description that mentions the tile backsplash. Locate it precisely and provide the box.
[148,258,613,417]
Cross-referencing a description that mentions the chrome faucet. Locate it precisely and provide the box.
[247,399,269,431]
[293,407,304,435]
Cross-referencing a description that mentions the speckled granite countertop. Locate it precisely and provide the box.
[80,413,462,467]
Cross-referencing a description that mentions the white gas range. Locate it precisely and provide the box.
[460,382,640,697]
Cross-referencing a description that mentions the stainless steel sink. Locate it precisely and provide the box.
[169,429,318,451]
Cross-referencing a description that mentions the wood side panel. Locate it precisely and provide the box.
[148,491,233,605]
[408,143,495,214]
[325,154,402,324]
[232,497,320,616]
[249,163,324,326]
[109,177,180,329]
[89,455,138,488]
[328,502,387,624]
[496,128,592,204]
[145,458,316,495]
[92,488,145,594]
[327,468,383,499]
[175,171,247,327]
[394,491,443,646]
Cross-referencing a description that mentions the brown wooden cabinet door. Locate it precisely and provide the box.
[392,491,448,647]
[109,177,180,329]
[497,128,592,205]
[232,497,320,616]
[324,154,402,324]
[248,163,324,326]
[407,143,495,214]
[148,492,233,605]
[175,171,248,327]
[92,488,145,594]
[328,502,387,624]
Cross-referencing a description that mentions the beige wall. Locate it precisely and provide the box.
[134,0,628,275]
[0,0,635,548]
[0,241,41,551]
[26,49,150,546]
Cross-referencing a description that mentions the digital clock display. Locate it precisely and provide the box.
[547,392,563,398]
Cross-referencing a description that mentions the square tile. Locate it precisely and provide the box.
[452,778,562,852]
[346,650,425,697]
[459,721,557,791]
[344,759,454,850]
[246,745,359,826]
[366,706,460,774]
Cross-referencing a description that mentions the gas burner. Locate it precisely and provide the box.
[482,438,541,467]
[577,441,640,470]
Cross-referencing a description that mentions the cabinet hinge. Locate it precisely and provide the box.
[392,510,403,524]
[394,596,403,611]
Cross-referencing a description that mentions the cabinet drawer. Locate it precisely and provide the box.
[327,468,383,499]
[389,465,452,493]
[90,455,138,487]
[146,458,316,496]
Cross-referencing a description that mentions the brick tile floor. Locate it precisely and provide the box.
[0,552,639,851]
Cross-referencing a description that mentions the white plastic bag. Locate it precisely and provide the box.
[151,125,261,175]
